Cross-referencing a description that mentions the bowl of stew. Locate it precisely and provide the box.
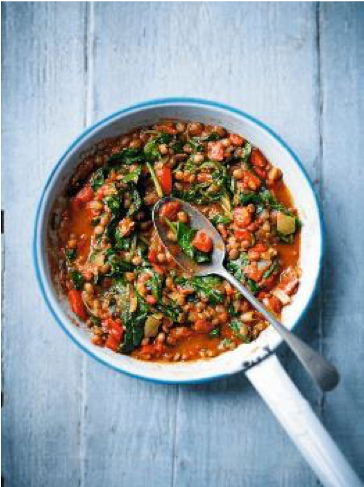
[33,98,323,383]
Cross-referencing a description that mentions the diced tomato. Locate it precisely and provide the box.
[146,295,157,305]
[76,185,94,203]
[148,249,158,264]
[192,230,213,252]
[234,207,252,228]
[139,343,166,358]
[105,335,120,351]
[208,141,224,161]
[104,318,123,350]
[193,319,213,333]
[253,167,267,180]
[155,124,177,134]
[157,167,173,194]
[242,171,262,191]
[263,295,282,315]
[234,229,252,242]
[250,243,267,253]
[77,234,88,252]
[251,149,267,168]
[262,273,277,291]
[160,201,180,222]
[153,264,165,274]
[68,290,88,320]
[229,133,244,146]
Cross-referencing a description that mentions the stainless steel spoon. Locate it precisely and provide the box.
[153,196,339,392]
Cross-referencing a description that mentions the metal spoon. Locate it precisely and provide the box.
[153,196,339,392]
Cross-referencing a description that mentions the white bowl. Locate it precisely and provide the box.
[33,98,323,384]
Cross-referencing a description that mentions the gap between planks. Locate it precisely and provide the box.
[315,2,326,418]
[79,4,95,487]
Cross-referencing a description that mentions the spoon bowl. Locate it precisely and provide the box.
[153,196,226,277]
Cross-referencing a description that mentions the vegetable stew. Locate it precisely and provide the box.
[49,121,301,362]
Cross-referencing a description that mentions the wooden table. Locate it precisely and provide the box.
[2,3,363,486]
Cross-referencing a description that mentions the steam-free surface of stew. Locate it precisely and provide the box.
[50,121,301,362]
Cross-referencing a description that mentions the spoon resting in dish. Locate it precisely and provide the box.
[153,196,339,392]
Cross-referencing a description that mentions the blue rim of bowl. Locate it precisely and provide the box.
[33,97,325,385]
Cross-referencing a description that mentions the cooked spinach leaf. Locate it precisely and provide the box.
[70,270,84,290]
[90,167,106,191]
[144,140,160,162]
[114,228,132,251]
[105,194,121,215]
[210,214,232,226]
[229,320,251,343]
[176,275,224,305]
[65,248,77,262]
[109,148,145,165]
[105,249,134,276]
[127,185,143,216]
[119,286,149,354]
[209,326,220,338]
[123,166,142,184]
[227,252,260,294]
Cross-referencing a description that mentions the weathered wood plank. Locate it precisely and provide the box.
[1,3,87,486]
[319,2,364,479]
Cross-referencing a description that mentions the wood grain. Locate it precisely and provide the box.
[319,2,364,478]
[1,3,87,486]
[2,3,363,486]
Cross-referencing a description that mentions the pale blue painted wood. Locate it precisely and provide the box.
[319,2,364,477]
[1,3,87,487]
[2,3,364,487]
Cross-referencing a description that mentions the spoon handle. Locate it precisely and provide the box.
[218,267,339,392]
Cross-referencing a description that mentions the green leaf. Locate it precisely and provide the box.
[227,252,260,295]
[104,194,121,215]
[209,327,220,338]
[210,214,232,225]
[109,148,145,165]
[123,166,142,184]
[156,133,173,144]
[105,249,134,276]
[146,270,163,301]
[170,139,184,154]
[144,140,160,162]
[91,217,100,227]
[227,252,250,281]
[127,186,143,216]
[114,228,132,250]
[119,286,150,354]
[65,248,77,262]
[70,270,84,290]
[90,167,106,191]
[242,142,252,162]
[229,319,251,343]
[176,275,224,305]
[188,138,203,152]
